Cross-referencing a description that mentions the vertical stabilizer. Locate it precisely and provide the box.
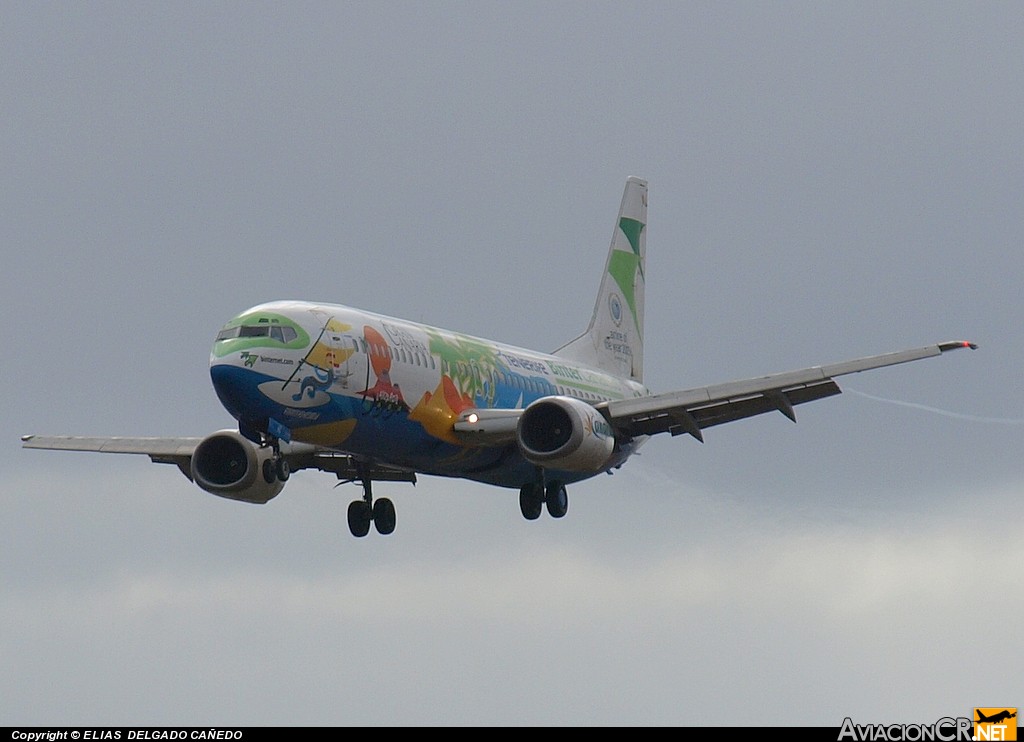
[554,177,647,382]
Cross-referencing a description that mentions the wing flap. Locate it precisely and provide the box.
[625,380,842,437]
[292,451,418,484]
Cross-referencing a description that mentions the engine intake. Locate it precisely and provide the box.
[517,396,615,473]
[190,430,284,504]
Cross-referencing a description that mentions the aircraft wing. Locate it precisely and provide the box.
[20,434,416,484]
[22,341,975,468]
[20,435,201,473]
[601,341,976,442]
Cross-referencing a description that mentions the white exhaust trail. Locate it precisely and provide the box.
[845,387,1024,425]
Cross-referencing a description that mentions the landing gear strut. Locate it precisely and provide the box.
[346,464,395,537]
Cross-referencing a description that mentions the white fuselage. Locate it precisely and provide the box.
[209,300,648,487]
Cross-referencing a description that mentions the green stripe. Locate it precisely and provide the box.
[619,217,645,257]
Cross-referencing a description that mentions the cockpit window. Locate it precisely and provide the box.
[217,324,297,343]
[217,325,268,340]
[270,326,298,343]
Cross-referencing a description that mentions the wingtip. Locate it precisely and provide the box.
[938,340,978,352]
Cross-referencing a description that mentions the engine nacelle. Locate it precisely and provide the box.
[517,396,616,473]
[190,430,285,504]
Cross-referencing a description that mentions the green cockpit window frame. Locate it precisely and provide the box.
[212,312,310,357]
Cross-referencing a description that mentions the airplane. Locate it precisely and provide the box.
[976,710,1016,725]
[21,177,976,537]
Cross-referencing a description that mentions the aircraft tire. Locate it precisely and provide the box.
[545,482,568,518]
[347,500,371,537]
[373,497,396,535]
[275,457,290,482]
[262,458,277,484]
[519,484,543,520]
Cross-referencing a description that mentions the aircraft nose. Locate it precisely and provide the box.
[210,362,254,421]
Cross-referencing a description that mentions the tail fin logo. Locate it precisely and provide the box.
[608,217,645,335]
[609,294,623,326]
[974,708,1017,741]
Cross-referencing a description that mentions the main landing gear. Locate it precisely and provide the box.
[519,480,568,520]
[261,439,291,484]
[346,464,396,537]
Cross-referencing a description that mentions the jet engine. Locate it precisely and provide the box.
[516,396,616,473]
[190,430,285,504]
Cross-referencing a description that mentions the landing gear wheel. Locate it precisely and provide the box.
[545,482,568,518]
[519,484,544,520]
[275,457,290,482]
[347,500,372,538]
[373,497,396,535]
[262,458,277,484]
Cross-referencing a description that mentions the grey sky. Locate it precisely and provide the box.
[3,2,1021,726]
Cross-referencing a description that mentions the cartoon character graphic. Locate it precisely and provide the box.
[288,317,357,402]
[359,326,409,416]
[293,363,337,401]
